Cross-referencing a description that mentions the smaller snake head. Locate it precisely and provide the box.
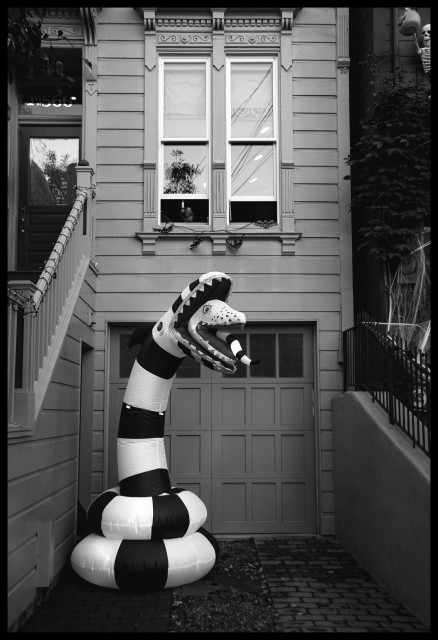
[187,300,246,371]
[154,272,248,374]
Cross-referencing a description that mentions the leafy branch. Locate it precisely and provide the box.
[8,7,75,86]
[345,58,430,266]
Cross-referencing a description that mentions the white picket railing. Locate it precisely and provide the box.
[8,168,93,431]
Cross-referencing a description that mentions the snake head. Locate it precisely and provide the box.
[156,272,247,374]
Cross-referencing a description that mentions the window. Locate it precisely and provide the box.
[226,58,278,224]
[158,59,210,224]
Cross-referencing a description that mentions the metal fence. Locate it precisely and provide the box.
[343,320,430,457]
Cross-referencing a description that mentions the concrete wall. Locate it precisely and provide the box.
[332,391,430,628]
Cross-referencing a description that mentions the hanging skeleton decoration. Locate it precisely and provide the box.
[415,23,431,74]
[398,9,431,74]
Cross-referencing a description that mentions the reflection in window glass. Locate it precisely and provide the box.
[119,335,141,378]
[163,146,208,195]
[176,357,201,378]
[249,334,276,377]
[231,144,274,197]
[279,334,304,378]
[29,137,79,206]
[231,63,273,139]
[223,334,248,378]
[164,63,206,138]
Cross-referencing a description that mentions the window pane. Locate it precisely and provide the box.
[229,201,277,224]
[164,63,206,138]
[163,146,208,195]
[176,357,201,378]
[279,334,304,377]
[161,198,209,224]
[29,137,79,205]
[119,335,141,378]
[231,62,273,139]
[249,334,276,377]
[231,144,274,197]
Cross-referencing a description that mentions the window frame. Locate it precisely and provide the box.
[225,56,279,226]
[157,57,211,225]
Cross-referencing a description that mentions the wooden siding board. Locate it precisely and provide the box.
[98,113,144,129]
[8,485,76,554]
[97,148,144,164]
[8,461,77,517]
[8,437,78,480]
[294,167,338,183]
[292,61,336,77]
[98,7,142,23]
[97,274,340,294]
[292,78,337,95]
[98,42,145,58]
[294,132,337,148]
[101,310,340,330]
[99,166,144,183]
[293,96,337,114]
[295,7,335,24]
[95,255,340,274]
[294,202,339,218]
[99,59,145,76]
[95,202,144,219]
[95,292,340,313]
[294,185,339,201]
[291,44,336,61]
[97,130,145,146]
[97,94,144,112]
[292,25,336,42]
[97,184,144,200]
[98,77,144,94]
[294,115,337,131]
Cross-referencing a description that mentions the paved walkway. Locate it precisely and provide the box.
[15,535,429,633]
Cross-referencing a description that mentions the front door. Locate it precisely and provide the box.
[18,125,81,274]
[108,324,316,534]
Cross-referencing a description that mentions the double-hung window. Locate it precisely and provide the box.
[158,58,210,225]
[226,57,278,224]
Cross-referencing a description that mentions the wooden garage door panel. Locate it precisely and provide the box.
[212,384,313,430]
[212,432,315,477]
[212,478,316,534]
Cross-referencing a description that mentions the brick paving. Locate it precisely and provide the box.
[255,536,429,633]
[15,535,429,633]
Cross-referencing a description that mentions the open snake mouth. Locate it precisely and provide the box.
[168,272,246,373]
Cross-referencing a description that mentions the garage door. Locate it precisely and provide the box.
[108,324,316,534]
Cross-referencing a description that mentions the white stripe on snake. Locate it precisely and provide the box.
[71,272,257,590]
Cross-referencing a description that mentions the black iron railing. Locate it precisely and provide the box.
[343,320,430,457]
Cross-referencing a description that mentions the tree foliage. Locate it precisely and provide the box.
[346,57,430,265]
[8,7,74,85]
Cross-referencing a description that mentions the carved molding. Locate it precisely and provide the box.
[226,34,279,47]
[136,230,302,255]
[157,33,212,46]
[80,7,98,47]
[41,25,83,40]
[336,7,350,70]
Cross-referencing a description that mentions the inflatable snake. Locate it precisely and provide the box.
[71,272,258,591]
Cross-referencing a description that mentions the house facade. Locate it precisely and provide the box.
[8,6,354,630]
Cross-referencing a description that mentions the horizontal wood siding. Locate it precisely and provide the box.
[89,8,345,545]
[8,270,96,630]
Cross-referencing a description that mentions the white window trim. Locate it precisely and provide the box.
[225,56,279,224]
[158,57,211,221]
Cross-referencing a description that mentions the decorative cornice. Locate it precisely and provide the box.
[158,33,212,46]
[136,230,302,255]
[226,33,279,46]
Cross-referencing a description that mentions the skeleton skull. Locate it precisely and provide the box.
[422,24,430,46]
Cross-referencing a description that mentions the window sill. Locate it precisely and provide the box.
[136,229,302,255]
